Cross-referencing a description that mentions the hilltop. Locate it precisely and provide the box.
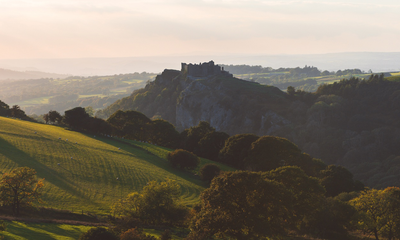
[0,116,232,214]
[98,61,400,188]
[98,61,292,135]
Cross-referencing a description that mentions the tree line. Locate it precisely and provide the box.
[80,169,400,240]
[3,103,400,239]
[39,107,364,198]
[0,100,30,120]
[2,164,400,240]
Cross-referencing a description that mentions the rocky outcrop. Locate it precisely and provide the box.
[175,76,291,136]
[101,64,400,188]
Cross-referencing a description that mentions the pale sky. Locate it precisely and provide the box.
[1,0,400,59]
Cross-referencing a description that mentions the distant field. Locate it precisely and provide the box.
[315,74,369,83]
[12,97,50,107]
[391,72,400,76]
[78,94,108,99]
[0,117,228,215]
[386,75,400,82]
[3,73,155,115]
[109,88,129,94]
[234,72,287,79]
[233,72,371,91]
[122,79,145,84]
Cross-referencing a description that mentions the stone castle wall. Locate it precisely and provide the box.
[181,61,232,78]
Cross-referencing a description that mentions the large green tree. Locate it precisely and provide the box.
[0,167,44,215]
[113,180,188,226]
[167,149,199,170]
[199,164,221,183]
[245,136,302,171]
[107,110,151,140]
[196,131,229,161]
[63,107,90,130]
[10,105,25,118]
[180,121,215,153]
[320,165,360,197]
[264,166,326,232]
[147,119,180,148]
[189,171,292,240]
[44,110,63,124]
[218,134,259,169]
[311,197,357,239]
[351,187,400,240]
[48,110,62,124]
[0,100,9,116]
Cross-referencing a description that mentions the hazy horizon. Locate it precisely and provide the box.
[1,0,400,61]
[0,52,400,76]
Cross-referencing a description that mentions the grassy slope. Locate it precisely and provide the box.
[1,221,184,240]
[0,117,224,215]
[130,140,235,173]
[1,221,91,240]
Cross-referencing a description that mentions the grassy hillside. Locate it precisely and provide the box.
[1,221,92,240]
[129,140,235,173]
[0,221,184,240]
[0,117,227,215]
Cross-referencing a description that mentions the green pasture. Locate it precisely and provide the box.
[234,72,288,79]
[0,117,211,214]
[109,88,129,94]
[314,74,370,85]
[0,221,184,240]
[122,79,145,84]
[12,97,50,107]
[1,221,91,240]
[129,140,236,172]
[78,94,108,99]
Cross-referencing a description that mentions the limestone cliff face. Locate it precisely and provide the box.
[175,79,234,131]
[101,64,293,137]
[175,76,291,136]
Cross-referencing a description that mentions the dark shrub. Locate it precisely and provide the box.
[167,149,199,170]
[79,227,118,240]
[199,164,221,182]
[160,229,172,240]
[120,227,156,240]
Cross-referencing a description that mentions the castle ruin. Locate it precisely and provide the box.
[181,61,232,78]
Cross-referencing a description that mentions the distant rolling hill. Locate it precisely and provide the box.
[0,68,69,81]
[0,117,232,214]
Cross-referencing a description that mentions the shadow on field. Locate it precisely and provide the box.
[93,135,207,188]
[5,221,56,240]
[4,220,89,240]
[0,136,87,201]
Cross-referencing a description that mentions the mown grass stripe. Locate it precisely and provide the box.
[0,117,228,214]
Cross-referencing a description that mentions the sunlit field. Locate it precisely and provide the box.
[12,97,51,107]
[0,221,185,240]
[0,117,222,214]
[1,221,92,240]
